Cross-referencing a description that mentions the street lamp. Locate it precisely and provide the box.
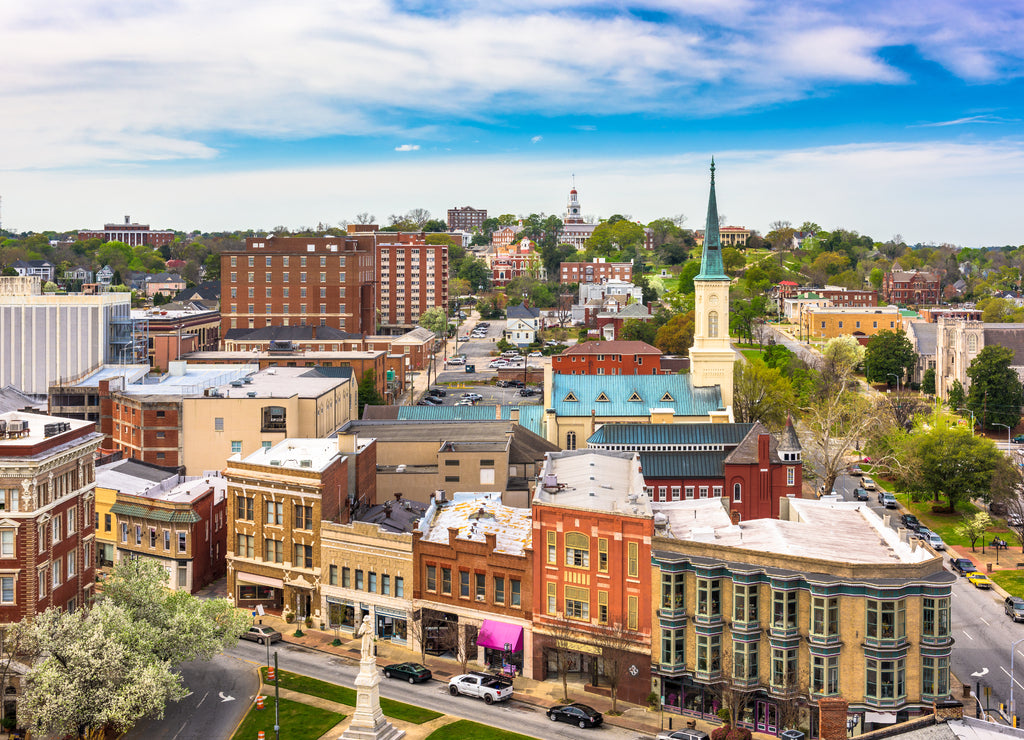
[972,667,989,719]
[957,407,976,436]
[1011,639,1024,720]
[995,423,1012,452]
[887,373,901,393]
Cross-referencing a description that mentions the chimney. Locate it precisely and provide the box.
[933,699,964,723]
[394,492,403,502]
[818,697,849,740]
[125,215,130,225]
[730,509,741,526]
[485,532,496,551]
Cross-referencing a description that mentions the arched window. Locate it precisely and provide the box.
[566,431,577,450]
[967,334,977,353]
[733,482,742,502]
[708,310,719,338]
[565,532,590,567]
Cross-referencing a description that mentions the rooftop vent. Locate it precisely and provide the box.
[246,391,257,398]
[300,459,313,468]
[242,376,253,384]
[269,460,281,466]
[230,380,244,388]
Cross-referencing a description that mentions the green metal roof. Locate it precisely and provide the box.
[638,451,729,478]
[696,159,728,281]
[587,422,753,447]
[551,374,722,417]
[109,502,201,523]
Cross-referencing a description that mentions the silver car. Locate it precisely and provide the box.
[241,624,282,645]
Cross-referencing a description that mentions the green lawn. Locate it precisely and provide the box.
[259,667,442,724]
[231,696,344,740]
[740,349,764,362]
[893,493,1021,549]
[426,719,539,740]
[991,570,1024,597]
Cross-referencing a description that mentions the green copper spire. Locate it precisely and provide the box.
[696,157,728,281]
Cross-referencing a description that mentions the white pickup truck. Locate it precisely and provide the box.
[447,672,514,704]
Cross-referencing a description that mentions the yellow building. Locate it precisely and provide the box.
[93,458,182,571]
[181,366,357,474]
[652,498,952,734]
[801,305,901,341]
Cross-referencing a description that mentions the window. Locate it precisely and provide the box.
[598,539,609,572]
[237,495,254,521]
[0,531,12,558]
[342,567,351,588]
[355,569,364,590]
[772,589,798,630]
[475,572,486,601]
[37,568,46,599]
[441,567,452,595]
[120,522,128,543]
[662,628,685,667]
[922,656,949,697]
[547,582,556,614]
[425,565,436,592]
[294,544,312,568]
[866,657,906,700]
[264,539,283,563]
[734,641,759,681]
[696,633,721,674]
[696,578,721,618]
[628,595,639,630]
[510,578,521,607]
[67,507,76,534]
[262,406,287,431]
[812,655,839,695]
[733,583,758,624]
[104,513,111,532]
[382,574,390,595]
[67,551,76,578]
[565,532,589,568]
[565,431,576,450]
[0,576,13,604]
[787,467,795,486]
[134,524,141,546]
[866,599,906,641]
[294,505,312,530]
[494,576,505,604]
[772,647,798,690]
[231,440,242,454]
[685,486,694,499]
[368,572,377,592]
[149,527,157,548]
[565,585,590,620]
[266,501,283,525]
[53,517,62,544]
[671,486,681,501]
[395,576,404,598]
[598,590,609,624]
[661,572,684,610]
[699,486,709,499]
[811,596,839,639]
[627,541,639,577]
[164,530,170,550]
[708,310,719,337]
[329,565,338,586]
[214,417,224,431]
[922,597,950,640]
[236,534,254,558]
[52,559,61,587]
[733,482,742,502]
[547,531,556,564]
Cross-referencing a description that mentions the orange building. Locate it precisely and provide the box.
[531,450,653,705]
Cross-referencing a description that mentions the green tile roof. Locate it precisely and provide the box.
[551,374,722,417]
[587,422,753,447]
[109,502,201,523]
[638,451,729,479]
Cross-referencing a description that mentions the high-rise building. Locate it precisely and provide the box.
[447,206,487,232]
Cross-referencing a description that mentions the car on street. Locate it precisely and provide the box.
[383,662,432,684]
[1005,597,1024,622]
[529,351,543,357]
[1014,435,1024,444]
[546,703,603,728]
[658,730,711,740]
[950,558,976,576]
[862,477,876,490]
[920,531,945,550]
[488,360,509,368]
[448,672,513,704]
[878,492,898,508]
[852,487,869,501]
[900,514,921,531]
[848,464,863,476]
[241,624,282,645]
[967,572,994,589]
[447,357,465,365]
[459,335,471,341]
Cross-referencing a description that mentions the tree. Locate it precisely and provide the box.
[619,318,657,345]
[863,330,917,385]
[821,335,864,378]
[422,219,448,233]
[676,262,701,294]
[732,361,797,428]
[802,374,879,495]
[869,267,884,290]
[721,248,745,275]
[922,368,936,395]
[901,425,1001,512]
[358,369,383,413]
[586,220,645,257]
[457,256,491,291]
[654,312,695,355]
[954,512,993,552]
[966,345,1024,430]
[354,212,375,224]
[596,622,642,714]
[948,380,965,411]
[418,306,448,335]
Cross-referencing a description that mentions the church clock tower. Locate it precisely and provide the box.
[564,179,584,225]
[688,159,736,408]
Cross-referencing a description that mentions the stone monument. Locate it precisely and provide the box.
[339,615,405,740]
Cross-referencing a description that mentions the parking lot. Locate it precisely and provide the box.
[418,382,541,407]
[436,318,546,385]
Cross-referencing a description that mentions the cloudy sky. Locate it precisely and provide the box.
[3,0,1023,246]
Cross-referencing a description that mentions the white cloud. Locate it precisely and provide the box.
[394,144,421,151]
[530,136,543,144]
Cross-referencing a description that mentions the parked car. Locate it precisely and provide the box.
[862,477,876,490]
[1014,435,1024,444]
[518,388,536,397]
[419,396,442,405]
[448,672,513,704]
[1006,597,1024,622]
[848,464,863,476]
[241,624,282,645]
[950,558,977,576]
[967,572,994,589]
[529,351,543,357]
[509,380,525,388]
[546,703,603,728]
[428,388,447,397]
[852,487,869,501]
[878,492,898,508]
[447,357,465,365]
[383,662,432,684]
[921,531,945,550]
[488,360,509,368]
[461,392,483,400]
[455,399,476,406]
[658,730,711,740]
[900,514,921,531]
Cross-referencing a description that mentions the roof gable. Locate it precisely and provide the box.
[550,374,722,417]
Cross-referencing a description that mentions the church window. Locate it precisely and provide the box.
[967,335,977,352]
[708,311,719,338]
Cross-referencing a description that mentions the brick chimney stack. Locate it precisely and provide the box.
[818,697,849,740]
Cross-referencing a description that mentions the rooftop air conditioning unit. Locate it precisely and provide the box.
[242,376,253,384]
[269,460,281,466]
[246,391,257,398]
[300,459,312,468]
[230,380,244,387]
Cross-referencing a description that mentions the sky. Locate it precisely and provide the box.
[2,0,1024,247]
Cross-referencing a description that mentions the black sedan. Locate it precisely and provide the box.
[383,662,432,684]
[547,703,603,728]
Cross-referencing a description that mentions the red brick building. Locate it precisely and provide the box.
[774,283,878,313]
[447,206,487,232]
[883,265,941,305]
[531,450,653,705]
[559,258,633,285]
[373,236,450,333]
[220,236,377,336]
[78,216,175,248]
[489,238,542,287]
[0,412,102,622]
[586,420,803,522]
[552,340,662,375]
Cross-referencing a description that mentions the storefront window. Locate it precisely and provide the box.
[328,601,355,630]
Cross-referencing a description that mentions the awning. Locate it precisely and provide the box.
[865,712,897,725]
[477,620,524,653]
[237,572,284,589]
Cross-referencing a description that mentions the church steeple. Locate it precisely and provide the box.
[564,176,584,224]
[696,157,728,281]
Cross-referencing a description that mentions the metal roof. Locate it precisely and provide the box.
[550,374,722,417]
[395,405,544,437]
[639,451,729,478]
[109,502,201,523]
[588,422,753,447]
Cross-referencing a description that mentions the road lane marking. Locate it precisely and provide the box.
[962,631,974,640]
[196,691,208,708]
[1002,666,1024,693]
[980,617,990,625]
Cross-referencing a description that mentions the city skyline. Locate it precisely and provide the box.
[2,0,1023,246]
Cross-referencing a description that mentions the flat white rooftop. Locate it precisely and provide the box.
[0,411,94,449]
[533,450,651,517]
[419,492,531,555]
[238,438,340,472]
[208,367,349,399]
[124,364,256,396]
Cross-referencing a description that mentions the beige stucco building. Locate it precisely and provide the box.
[800,306,901,341]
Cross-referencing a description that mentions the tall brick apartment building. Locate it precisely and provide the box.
[0,412,102,622]
[447,206,487,232]
[220,236,377,336]
[372,233,450,333]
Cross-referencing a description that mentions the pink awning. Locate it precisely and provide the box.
[477,620,524,653]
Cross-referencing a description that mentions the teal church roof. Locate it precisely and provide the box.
[696,158,729,281]
[550,374,722,417]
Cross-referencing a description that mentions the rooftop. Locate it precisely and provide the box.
[132,475,226,506]
[96,458,181,494]
[237,437,341,472]
[121,363,256,397]
[654,497,934,565]
[0,411,96,452]
[550,374,723,416]
[560,340,660,356]
[533,449,651,516]
[70,364,151,388]
[206,367,350,399]
[418,492,531,555]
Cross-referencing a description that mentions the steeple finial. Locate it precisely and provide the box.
[710,157,715,183]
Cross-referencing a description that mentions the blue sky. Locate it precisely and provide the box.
[2,0,1024,246]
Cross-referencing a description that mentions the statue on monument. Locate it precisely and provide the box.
[358,614,374,660]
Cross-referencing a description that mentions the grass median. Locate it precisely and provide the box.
[231,696,343,740]
[425,719,539,740]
